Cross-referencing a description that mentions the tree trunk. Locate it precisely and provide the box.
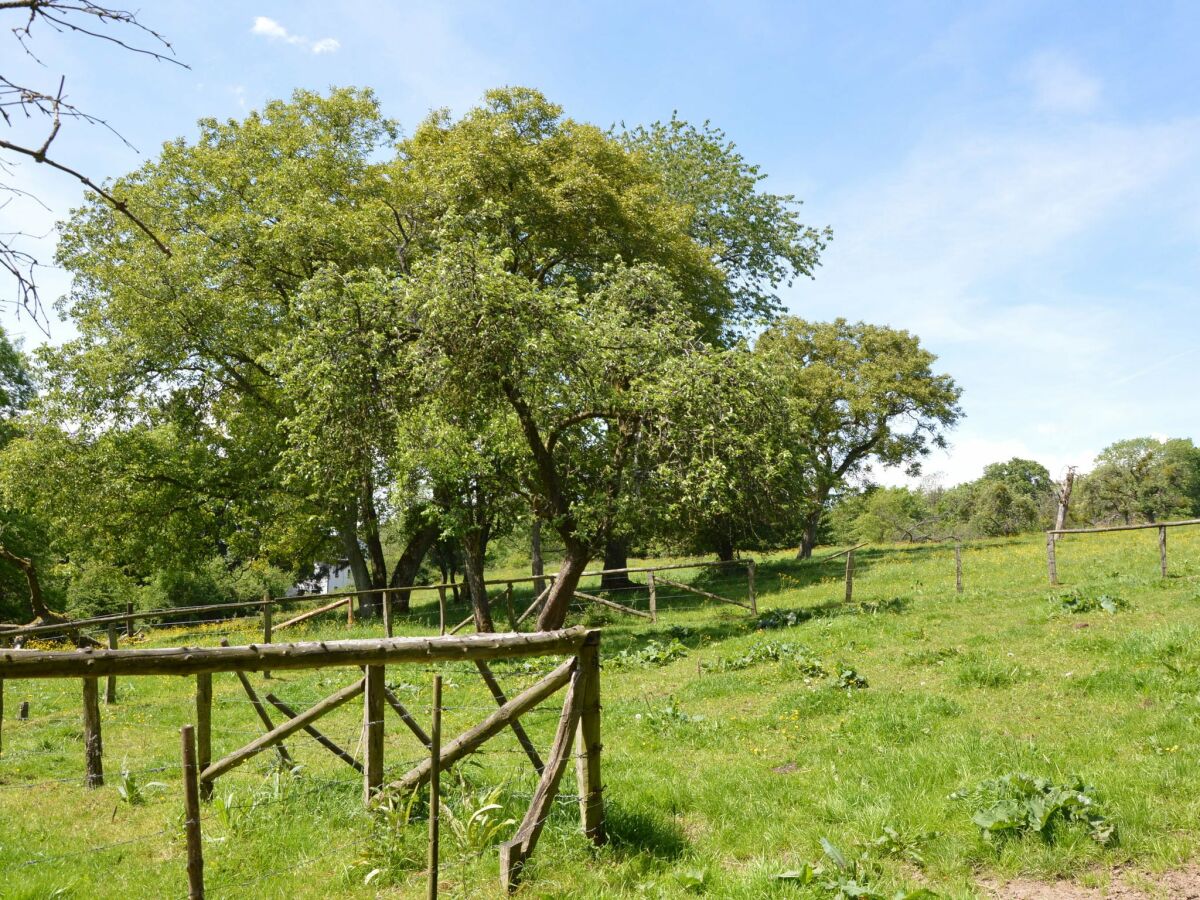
[536,538,592,631]
[388,523,440,612]
[338,523,380,618]
[531,518,546,595]
[361,481,389,598]
[0,545,67,625]
[599,535,636,590]
[1054,467,1076,534]
[462,529,495,633]
[796,513,820,560]
[714,533,735,563]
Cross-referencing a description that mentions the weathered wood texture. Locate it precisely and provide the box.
[0,629,592,679]
[653,577,751,612]
[363,666,385,804]
[1159,526,1168,578]
[181,724,205,899]
[266,693,362,773]
[201,678,365,785]
[572,589,654,619]
[955,543,963,595]
[195,673,212,801]
[428,674,442,900]
[274,596,350,632]
[575,633,605,844]
[1048,517,1200,535]
[475,660,544,774]
[500,667,581,890]
[844,550,855,604]
[82,677,103,787]
[1046,534,1059,586]
[388,658,575,793]
[105,624,118,703]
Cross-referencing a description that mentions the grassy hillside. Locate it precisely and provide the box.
[1,528,1198,898]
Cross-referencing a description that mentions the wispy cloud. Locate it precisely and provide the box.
[1019,51,1101,114]
[250,16,340,55]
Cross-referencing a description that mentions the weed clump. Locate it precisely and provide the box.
[951,773,1116,846]
[1051,589,1129,615]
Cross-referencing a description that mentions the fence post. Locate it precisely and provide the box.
[844,550,855,604]
[196,673,212,801]
[505,582,517,631]
[647,571,657,623]
[746,560,757,614]
[383,589,394,639]
[125,601,134,638]
[262,594,273,680]
[428,674,442,900]
[180,724,205,900]
[1046,533,1058,585]
[437,586,447,636]
[105,623,118,704]
[363,665,385,805]
[575,632,605,844]
[346,595,355,626]
[955,542,963,595]
[19,700,29,720]
[0,677,4,756]
[82,677,103,788]
[1159,526,1168,578]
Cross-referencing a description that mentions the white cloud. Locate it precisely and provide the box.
[1020,52,1101,114]
[250,16,339,55]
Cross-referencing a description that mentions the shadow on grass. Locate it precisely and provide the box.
[604,802,689,861]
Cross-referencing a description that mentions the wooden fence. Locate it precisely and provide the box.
[1045,517,1200,584]
[0,627,604,894]
[0,557,758,647]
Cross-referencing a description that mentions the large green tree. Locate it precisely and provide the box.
[1079,437,1200,525]
[757,317,963,558]
[16,86,827,629]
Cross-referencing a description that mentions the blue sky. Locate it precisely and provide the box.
[3,1,1198,485]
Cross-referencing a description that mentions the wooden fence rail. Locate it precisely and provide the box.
[0,627,603,894]
[1046,516,1200,585]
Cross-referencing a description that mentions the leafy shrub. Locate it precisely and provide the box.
[705,640,825,677]
[775,837,938,898]
[835,667,869,690]
[951,773,1116,845]
[635,697,708,731]
[609,639,689,670]
[1052,589,1128,615]
[755,607,807,630]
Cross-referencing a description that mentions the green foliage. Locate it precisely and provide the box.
[757,317,962,552]
[952,773,1116,846]
[1079,437,1200,525]
[609,638,690,670]
[635,697,709,731]
[836,667,869,690]
[706,639,826,677]
[1052,589,1129,615]
[776,837,939,899]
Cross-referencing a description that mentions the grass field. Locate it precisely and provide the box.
[1,527,1199,898]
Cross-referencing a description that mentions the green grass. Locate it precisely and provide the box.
[2,528,1200,897]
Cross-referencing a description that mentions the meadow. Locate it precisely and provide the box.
[1,527,1199,898]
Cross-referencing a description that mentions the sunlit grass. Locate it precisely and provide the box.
[2,528,1199,897]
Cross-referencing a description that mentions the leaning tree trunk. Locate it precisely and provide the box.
[536,538,592,631]
[389,523,440,613]
[462,529,495,633]
[338,524,381,618]
[0,545,97,645]
[599,535,637,590]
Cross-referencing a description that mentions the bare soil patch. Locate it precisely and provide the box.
[981,865,1200,899]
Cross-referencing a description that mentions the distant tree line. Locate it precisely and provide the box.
[825,438,1200,545]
